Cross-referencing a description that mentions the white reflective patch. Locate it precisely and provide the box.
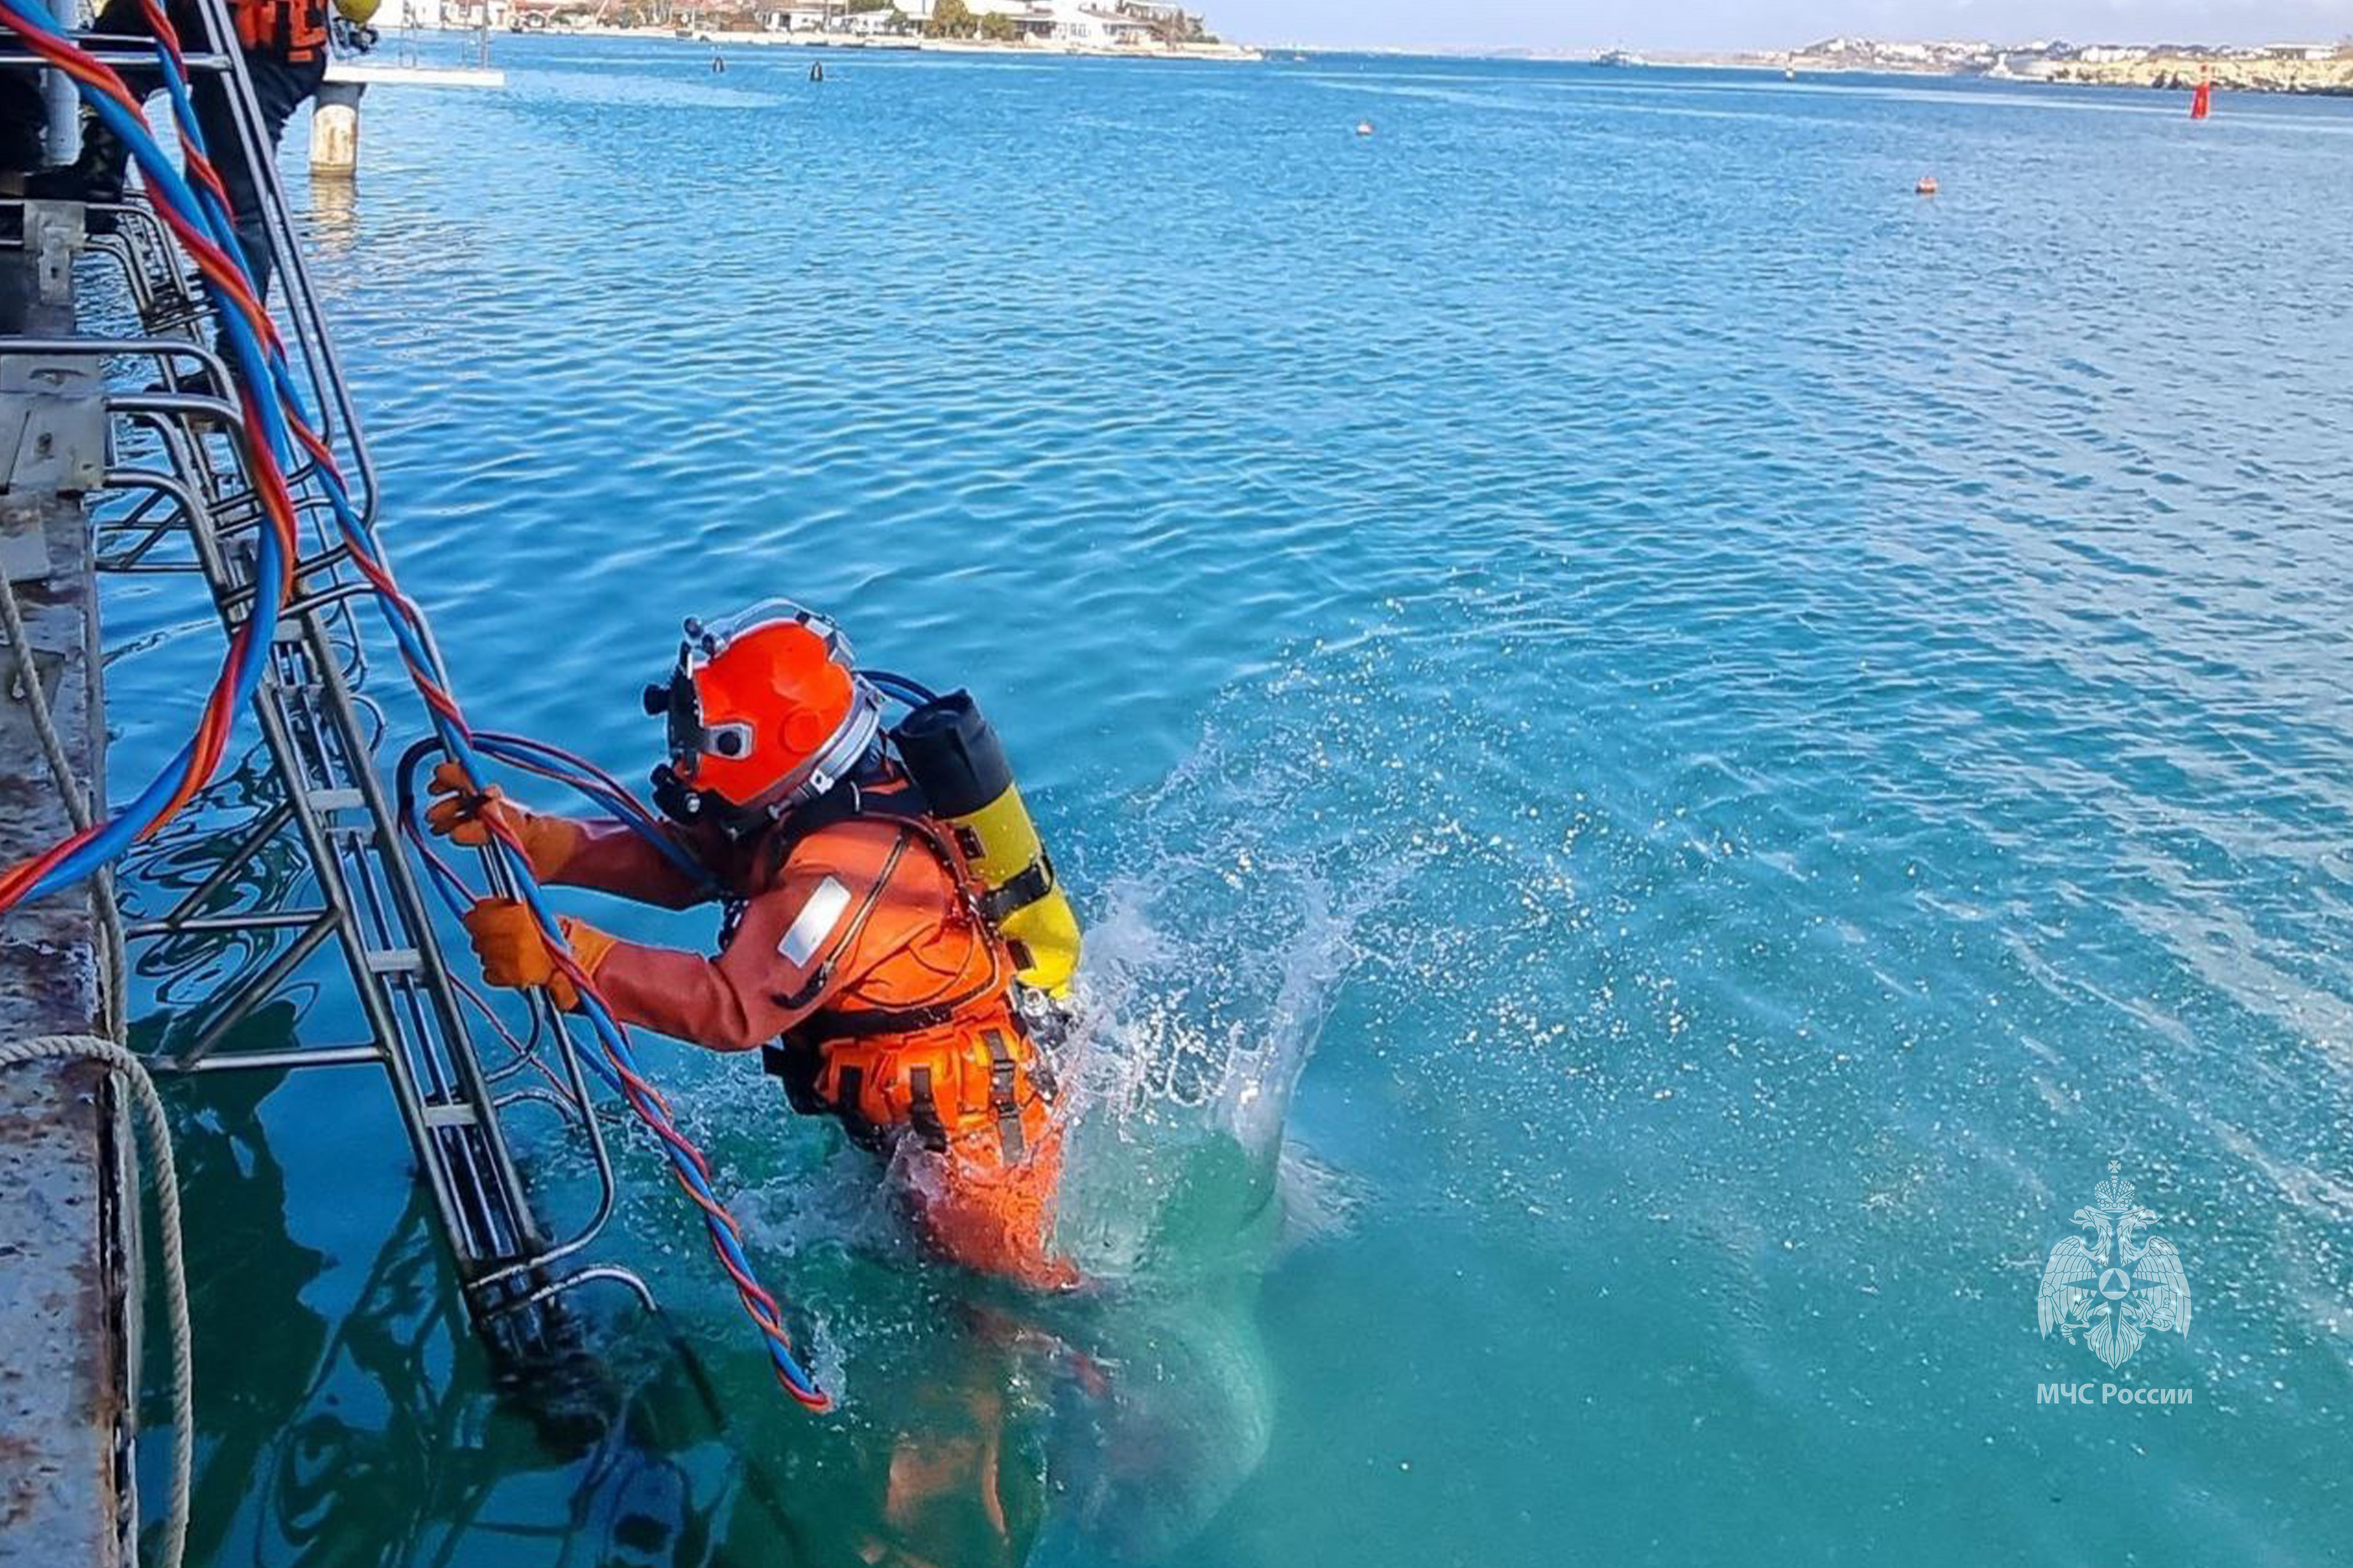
[777,877,852,967]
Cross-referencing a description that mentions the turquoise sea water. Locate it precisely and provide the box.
[100,41,2353,1567]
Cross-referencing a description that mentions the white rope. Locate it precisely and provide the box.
[0,1035,190,1568]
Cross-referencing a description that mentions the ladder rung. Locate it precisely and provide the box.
[362,947,422,974]
[307,787,366,812]
[421,1101,479,1129]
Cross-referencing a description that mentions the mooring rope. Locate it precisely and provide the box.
[0,1035,191,1568]
[2,587,170,1561]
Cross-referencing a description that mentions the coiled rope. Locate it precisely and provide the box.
[0,1037,191,1568]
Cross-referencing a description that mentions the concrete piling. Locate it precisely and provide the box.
[310,80,365,179]
[306,61,512,181]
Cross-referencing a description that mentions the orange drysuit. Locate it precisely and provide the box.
[544,782,1077,1289]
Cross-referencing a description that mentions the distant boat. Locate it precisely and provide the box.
[1596,49,1647,68]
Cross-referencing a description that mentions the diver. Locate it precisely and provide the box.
[432,601,1085,1290]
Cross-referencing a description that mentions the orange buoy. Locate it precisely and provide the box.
[1915,175,1939,196]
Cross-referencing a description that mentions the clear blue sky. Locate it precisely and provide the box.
[1226,0,2353,52]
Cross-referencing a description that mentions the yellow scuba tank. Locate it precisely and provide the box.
[894,691,1082,999]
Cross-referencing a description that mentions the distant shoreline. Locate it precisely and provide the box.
[421,28,2353,90]
[1571,42,2353,98]
[503,21,1260,62]
[1228,40,2353,96]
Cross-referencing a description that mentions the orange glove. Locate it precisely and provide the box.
[425,760,588,881]
[460,897,618,1012]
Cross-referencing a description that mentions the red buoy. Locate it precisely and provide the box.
[2190,67,2212,120]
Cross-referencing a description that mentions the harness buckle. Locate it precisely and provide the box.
[907,1066,951,1154]
[982,1030,1026,1162]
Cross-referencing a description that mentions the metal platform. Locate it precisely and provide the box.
[325,60,504,87]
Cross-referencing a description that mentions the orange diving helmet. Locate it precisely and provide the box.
[643,601,883,827]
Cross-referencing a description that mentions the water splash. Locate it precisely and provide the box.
[1051,703,1408,1284]
[987,688,1421,1564]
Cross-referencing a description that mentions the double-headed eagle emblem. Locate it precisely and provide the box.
[2038,1162,2191,1369]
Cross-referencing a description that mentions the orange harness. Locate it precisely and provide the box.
[810,1005,1057,1164]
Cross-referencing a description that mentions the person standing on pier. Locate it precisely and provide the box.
[31,0,373,303]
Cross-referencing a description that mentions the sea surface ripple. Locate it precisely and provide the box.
[101,41,2353,1568]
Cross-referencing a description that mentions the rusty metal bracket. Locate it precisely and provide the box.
[1,353,109,497]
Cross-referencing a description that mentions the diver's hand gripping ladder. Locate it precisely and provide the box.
[0,5,657,1364]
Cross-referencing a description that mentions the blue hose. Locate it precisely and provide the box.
[20,41,285,900]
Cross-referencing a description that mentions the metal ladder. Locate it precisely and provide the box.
[1,1,654,1365]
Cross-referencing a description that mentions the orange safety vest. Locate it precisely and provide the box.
[233,0,328,61]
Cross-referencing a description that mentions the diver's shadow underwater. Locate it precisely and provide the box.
[840,1135,1308,1568]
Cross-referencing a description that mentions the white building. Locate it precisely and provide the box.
[439,0,515,26]
[1082,7,1153,44]
[1008,0,1150,44]
[775,3,903,30]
